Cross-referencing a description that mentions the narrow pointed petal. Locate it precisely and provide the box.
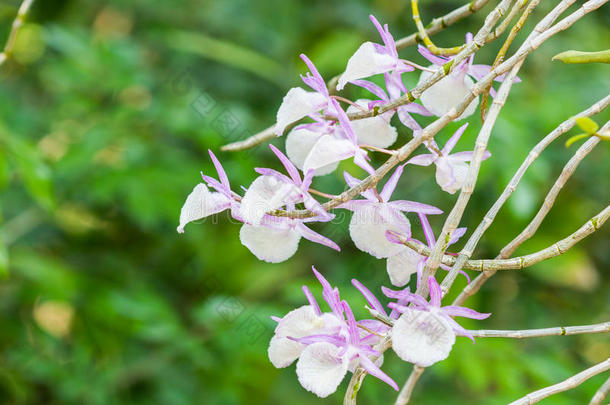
[351,279,386,315]
[389,200,443,215]
[450,150,492,162]
[351,79,389,101]
[177,183,231,233]
[396,106,422,132]
[441,305,491,320]
[402,102,433,116]
[239,176,300,226]
[208,150,230,189]
[406,154,435,167]
[239,223,301,263]
[302,286,322,316]
[269,144,301,184]
[442,123,469,155]
[417,45,449,66]
[337,42,396,90]
[286,127,338,176]
[296,223,340,251]
[276,87,327,135]
[357,354,399,391]
[428,276,442,307]
[380,164,406,202]
[343,171,377,202]
[391,308,456,367]
[418,213,436,247]
[296,342,349,398]
[448,227,467,246]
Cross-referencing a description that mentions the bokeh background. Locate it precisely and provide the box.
[0,0,609,404]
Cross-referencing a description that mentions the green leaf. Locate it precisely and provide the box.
[565,133,591,148]
[0,234,8,279]
[552,49,610,64]
[574,117,599,134]
[2,133,55,211]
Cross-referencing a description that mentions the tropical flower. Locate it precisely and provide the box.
[275,54,337,136]
[269,267,399,398]
[417,33,521,119]
[384,276,490,367]
[337,15,414,90]
[407,123,491,194]
[239,211,339,263]
[385,213,469,287]
[340,165,443,258]
[177,150,240,233]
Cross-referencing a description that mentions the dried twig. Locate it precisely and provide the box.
[589,376,610,405]
[0,0,35,66]
[508,358,610,405]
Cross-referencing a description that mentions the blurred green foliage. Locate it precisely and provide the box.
[0,0,609,404]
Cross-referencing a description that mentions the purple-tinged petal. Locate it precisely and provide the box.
[385,230,405,245]
[342,301,360,346]
[299,54,328,96]
[358,354,399,391]
[441,305,491,320]
[352,279,386,316]
[428,276,442,308]
[303,285,322,316]
[296,223,340,251]
[418,213,436,248]
[441,315,475,343]
[269,144,302,185]
[401,102,433,116]
[343,171,377,202]
[417,45,449,66]
[406,154,435,166]
[289,334,346,347]
[380,164,406,202]
[337,199,375,211]
[331,99,357,144]
[351,79,389,101]
[337,43,396,90]
[271,315,282,323]
[254,167,292,184]
[389,200,443,215]
[442,123,469,156]
[208,150,230,189]
[448,227,467,246]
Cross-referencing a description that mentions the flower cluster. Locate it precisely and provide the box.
[177,13,510,398]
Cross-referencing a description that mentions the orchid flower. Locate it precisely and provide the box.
[349,77,432,136]
[385,213,469,287]
[302,98,375,175]
[417,33,521,119]
[337,15,414,91]
[239,144,331,226]
[275,54,336,136]
[407,123,491,194]
[269,267,398,398]
[239,209,339,263]
[177,150,240,233]
[285,121,340,176]
[384,276,491,367]
[339,165,443,259]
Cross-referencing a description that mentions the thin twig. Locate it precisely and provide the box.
[508,358,610,405]
[0,0,35,66]
[451,96,609,305]
[469,322,610,338]
[394,366,425,405]
[410,0,465,55]
[481,0,540,120]
[589,376,610,405]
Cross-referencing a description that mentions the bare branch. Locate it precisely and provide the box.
[589,376,610,405]
[508,358,610,405]
[0,0,35,66]
[394,365,425,405]
[469,322,610,338]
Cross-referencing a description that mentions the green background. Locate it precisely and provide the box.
[0,0,608,404]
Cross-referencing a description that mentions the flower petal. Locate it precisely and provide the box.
[239,176,300,226]
[347,101,397,148]
[276,87,327,135]
[296,342,349,398]
[239,223,301,263]
[337,42,396,90]
[303,135,355,173]
[268,335,305,368]
[418,69,479,120]
[435,158,469,194]
[391,308,456,367]
[349,204,409,258]
[387,248,423,287]
[296,223,341,251]
[285,127,339,176]
[177,183,230,233]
